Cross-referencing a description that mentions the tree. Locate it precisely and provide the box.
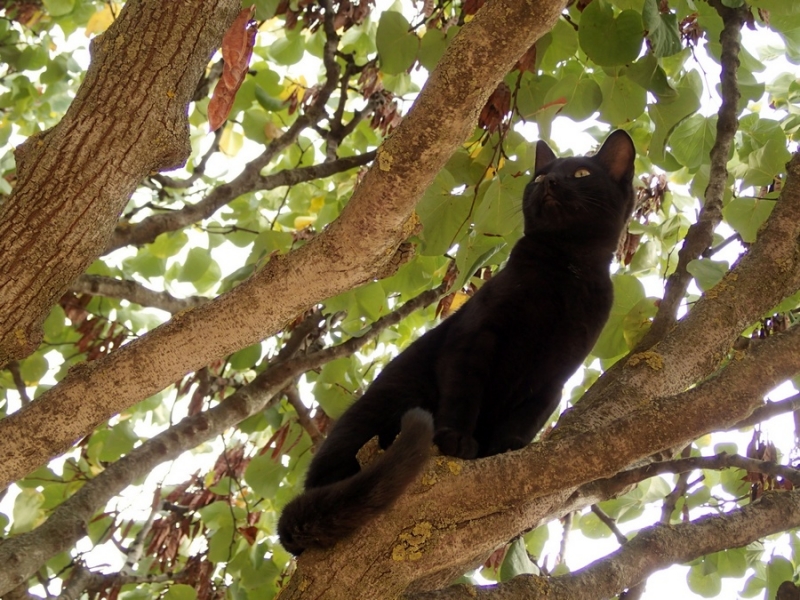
[0,0,798,597]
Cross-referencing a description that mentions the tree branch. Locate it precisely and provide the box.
[276,324,800,599]
[107,151,377,252]
[641,0,747,345]
[558,152,800,436]
[0,282,448,593]
[0,0,568,489]
[70,275,207,313]
[407,490,800,600]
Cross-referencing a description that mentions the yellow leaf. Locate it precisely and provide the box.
[294,215,317,229]
[449,291,470,312]
[219,125,243,156]
[279,76,307,101]
[309,195,325,213]
[85,5,116,37]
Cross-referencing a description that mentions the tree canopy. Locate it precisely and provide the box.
[0,0,799,599]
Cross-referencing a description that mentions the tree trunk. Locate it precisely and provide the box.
[0,0,569,487]
[0,0,240,366]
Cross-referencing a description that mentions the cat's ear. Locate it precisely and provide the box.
[594,130,635,183]
[535,140,558,171]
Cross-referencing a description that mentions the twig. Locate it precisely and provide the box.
[604,452,800,491]
[729,393,800,430]
[70,275,207,313]
[285,384,323,448]
[107,151,376,251]
[590,505,627,545]
[7,361,31,406]
[121,490,162,575]
[638,0,747,346]
[660,446,692,523]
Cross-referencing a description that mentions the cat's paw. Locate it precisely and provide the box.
[434,428,479,459]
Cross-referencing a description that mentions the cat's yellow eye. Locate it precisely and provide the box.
[534,174,545,183]
[574,168,591,178]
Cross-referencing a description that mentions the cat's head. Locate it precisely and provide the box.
[522,130,636,248]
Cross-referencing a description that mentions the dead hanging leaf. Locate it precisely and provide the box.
[208,6,257,132]
[478,82,512,134]
[515,43,538,73]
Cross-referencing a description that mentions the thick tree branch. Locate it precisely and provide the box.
[731,393,800,430]
[70,275,207,313]
[0,0,240,365]
[641,0,747,345]
[0,282,447,593]
[559,152,800,435]
[407,490,800,600]
[107,151,377,252]
[277,325,800,599]
[604,452,800,492]
[0,0,568,488]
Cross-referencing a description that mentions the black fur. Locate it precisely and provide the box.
[277,130,636,554]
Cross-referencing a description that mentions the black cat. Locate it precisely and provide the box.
[277,130,636,555]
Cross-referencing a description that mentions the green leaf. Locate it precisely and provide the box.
[524,525,549,558]
[164,584,198,600]
[669,114,717,170]
[149,231,188,259]
[11,488,44,534]
[597,68,646,125]
[626,54,677,98]
[766,556,795,600]
[19,352,48,385]
[42,305,66,342]
[245,454,285,499]
[544,70,602,122]
[178,248,213,283]
[98,421,138,462]
[42,0,75,16]
[687,562,722,597]
[376,11,419,75]
[416,169,470,255]
[579,0,643,67]
[313,357,356,418]
[592,274,645,359]
[643,0,682,57]
[269,31,305,66]
[686,259,728,292]
[499,538,538,581]
[648,70,702,168]
[229,343,263,370]
[419,29,447,71]
[743,139,791,188]
[473,176,525,237]
[722,198,776,243]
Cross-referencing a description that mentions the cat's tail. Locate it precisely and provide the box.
[277,408,433,555]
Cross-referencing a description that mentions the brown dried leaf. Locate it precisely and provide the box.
[208,6,257,132]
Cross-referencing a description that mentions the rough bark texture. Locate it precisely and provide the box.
[407,490,800,600]
[0,0,240,365]
[275,324,800,599]
[0,0,569,489]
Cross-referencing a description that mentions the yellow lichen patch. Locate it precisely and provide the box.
[421,470,438,486]
[447,460,462,475]
[392,521,433,562]
[378,147,393,171]
[628,351,664,370]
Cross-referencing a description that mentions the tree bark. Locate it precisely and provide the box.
[0,0,240,365]
[0,0,569,488]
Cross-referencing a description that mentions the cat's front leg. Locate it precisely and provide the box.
[433,329,495,459]
[482,385,562,457]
